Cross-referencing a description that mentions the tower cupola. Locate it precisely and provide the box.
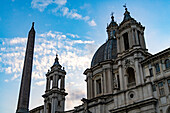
[43,53,67,113]
[107,13,118,40]
[116,6,147,55]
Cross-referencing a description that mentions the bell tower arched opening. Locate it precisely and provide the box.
[123,32,129,50]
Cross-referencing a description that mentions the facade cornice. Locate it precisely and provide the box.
[116,48,150,61]
[109,97,157,113]
[141,47,170,66]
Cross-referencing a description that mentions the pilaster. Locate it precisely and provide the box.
[134,57,141,85]
[135,29,139,45]
[118,61,124,90]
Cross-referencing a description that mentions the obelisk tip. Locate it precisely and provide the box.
[32,22,34,27]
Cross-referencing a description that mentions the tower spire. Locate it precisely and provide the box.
[16,22,36,113]
[123,4,131,21]
[111,12,114,21]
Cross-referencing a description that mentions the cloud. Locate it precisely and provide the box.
[59,7,96,26]
[65,82,86,110]
[88,20,97,26]
[61,7,83,20]
[66,40,94,46]
[0,31,95,81]
[31,0,67,12]
[35,80,46,86]
[67,33,79,38]
[4,79,9,82]
[9,37,27,45]
[0,30,96,110]
[31,0,97,26]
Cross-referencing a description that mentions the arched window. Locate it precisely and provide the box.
[127,67,136,84]
[165,59,170,69]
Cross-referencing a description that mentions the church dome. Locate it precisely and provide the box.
[91,38,117,67]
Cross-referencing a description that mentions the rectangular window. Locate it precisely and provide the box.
[168,79,170,92]
[58,101,61,106]
[123,33,129,50]
[117,75,120,90]
[96,79,102,95]
[149,68,153,77]
[158,82,165,96]
[152,85,156,92]
[155,63,160,73]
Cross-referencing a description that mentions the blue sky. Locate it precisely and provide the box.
[0,0,170,113]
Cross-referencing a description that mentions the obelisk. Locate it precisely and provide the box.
[16,22,35,113]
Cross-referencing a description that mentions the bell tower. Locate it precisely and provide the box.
[116,6,150,91]
[116,6,147,55]
[43,54,67,113]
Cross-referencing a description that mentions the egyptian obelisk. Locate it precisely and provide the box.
[16,22,35,113]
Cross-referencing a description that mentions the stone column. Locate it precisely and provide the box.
[139,63,144,84]
[134,57,141,85]
[118,61,124,90]
[86,76,90,99]
[141,33,146,49]
[52,74,56,88]
[46,78,49,91]
[91,80,94,98]
[124,73,128,90]
[51,97,57,113]
[55,75,59,88]
[108,69,112,93]
[47,77,51,90]
[128,30,133,48]
[94,80,97,97]
[139,33,144,48]
[44,100,47,113]
[135,29,139,45]
[61,76,65,90]
[159,62,164,76]
[87,74,92,99]
[103,69,107,93]
[61,97,65,111]
[132,29,136,46]
[121,36,125,52]
[117,37,120,54]
[89,75,93,99]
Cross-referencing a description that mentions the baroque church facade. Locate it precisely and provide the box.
[30,7,170,113]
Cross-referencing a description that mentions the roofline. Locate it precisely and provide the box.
[141,47,170,65]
